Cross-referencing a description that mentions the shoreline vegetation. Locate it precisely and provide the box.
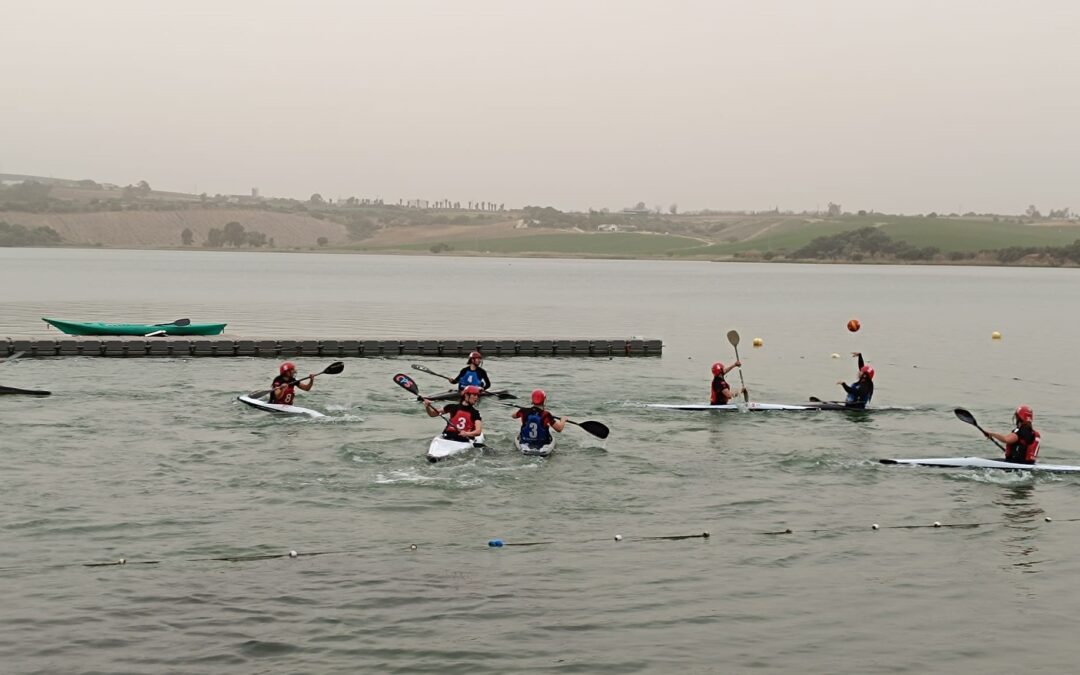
[2,173,1079,267]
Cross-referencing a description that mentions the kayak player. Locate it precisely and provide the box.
[984,405,1041,464]
[710,361,744,405]
[512,389,567,448]
[450,351,491,392]
[836,352,874,409]
[423,384,484,442]
[269,361,314,405]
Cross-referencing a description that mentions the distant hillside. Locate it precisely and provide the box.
[3,171,1080,265]
[4,209,348,248]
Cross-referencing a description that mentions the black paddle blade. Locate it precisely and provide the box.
[954,408,978,426]
[155,318,191,326]
[322,361,345,375]
[494,391,517,400]
[726,330,740,347]
[575,420,610,439]
[393,373,420,397]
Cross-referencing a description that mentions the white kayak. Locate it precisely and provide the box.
[515,435,556,458]
[427,433,485,463]
[646,402,848,411]
[880,457,1080,474]
[237,394,326,418]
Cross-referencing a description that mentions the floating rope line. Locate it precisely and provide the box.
[50,515,1070,571]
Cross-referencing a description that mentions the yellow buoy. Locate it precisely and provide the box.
[752,337,763,347]
[991,331,1002,340]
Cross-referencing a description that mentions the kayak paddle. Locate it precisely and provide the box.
[0,351,25,365]
[412,363,454,382]
[410,364,516,399]
[726,330,750,403]
[566,419,610,439]
[954,407,1006,451]
[394,373,458,427]
[394,372,424,401]
[154,318,191,327]
[249,361,344,399]
[496,402,609,439]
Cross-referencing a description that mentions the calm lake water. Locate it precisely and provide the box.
[3,248,1080,674]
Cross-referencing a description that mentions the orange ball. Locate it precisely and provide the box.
[847,319,861,333]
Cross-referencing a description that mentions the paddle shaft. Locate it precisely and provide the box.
[955,408,1007,452]
[726,331,749,403]
[972,422,1006,452]
[251,362,343,399]
[412,364,454,382]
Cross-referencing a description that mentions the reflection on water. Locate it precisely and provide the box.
[996,483,1046,572]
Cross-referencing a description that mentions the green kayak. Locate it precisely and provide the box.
[42,318,227,336]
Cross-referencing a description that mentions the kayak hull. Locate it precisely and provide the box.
[515,435,556,457]
[427,433,485,463]
[237,394,325,418]
[0,384,51,396]
[880,457,1080,474]
[646,402,852,411]
[425,389,511,402]
[43,318,227,336]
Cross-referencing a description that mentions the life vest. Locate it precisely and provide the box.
[444,404,479,436]
[519,407,552,446]
[458,369,484,390]
[845,380,873,406]
[1005,426,1040,464]
[710,375,730,405]
[269,376,295,405]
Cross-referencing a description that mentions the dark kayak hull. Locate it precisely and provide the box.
[0,385,51,396]
[425,389,513,402]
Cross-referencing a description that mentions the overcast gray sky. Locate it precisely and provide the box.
[2,1,1077,214]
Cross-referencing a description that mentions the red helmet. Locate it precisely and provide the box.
[1015,405,1034,424]
[280,361,296,375]
[860,365,875,380]
[462,385,482,397]
[468,351,483,365]
[531,389,546,405]
[711,362,725,376]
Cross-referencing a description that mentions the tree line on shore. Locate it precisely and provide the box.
[752,227,1080,265]
[0,220,62,247]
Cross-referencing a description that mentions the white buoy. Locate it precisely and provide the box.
[1045,517,1052,522]
[289,550,298,558]
[119,558,127,565]
[614,534,623,541]
[933,522,941,528]
[872,524,879,530]
[410,544,418,550]
[831,353,840,359]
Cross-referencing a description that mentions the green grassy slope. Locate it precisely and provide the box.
[372,231,706,255]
